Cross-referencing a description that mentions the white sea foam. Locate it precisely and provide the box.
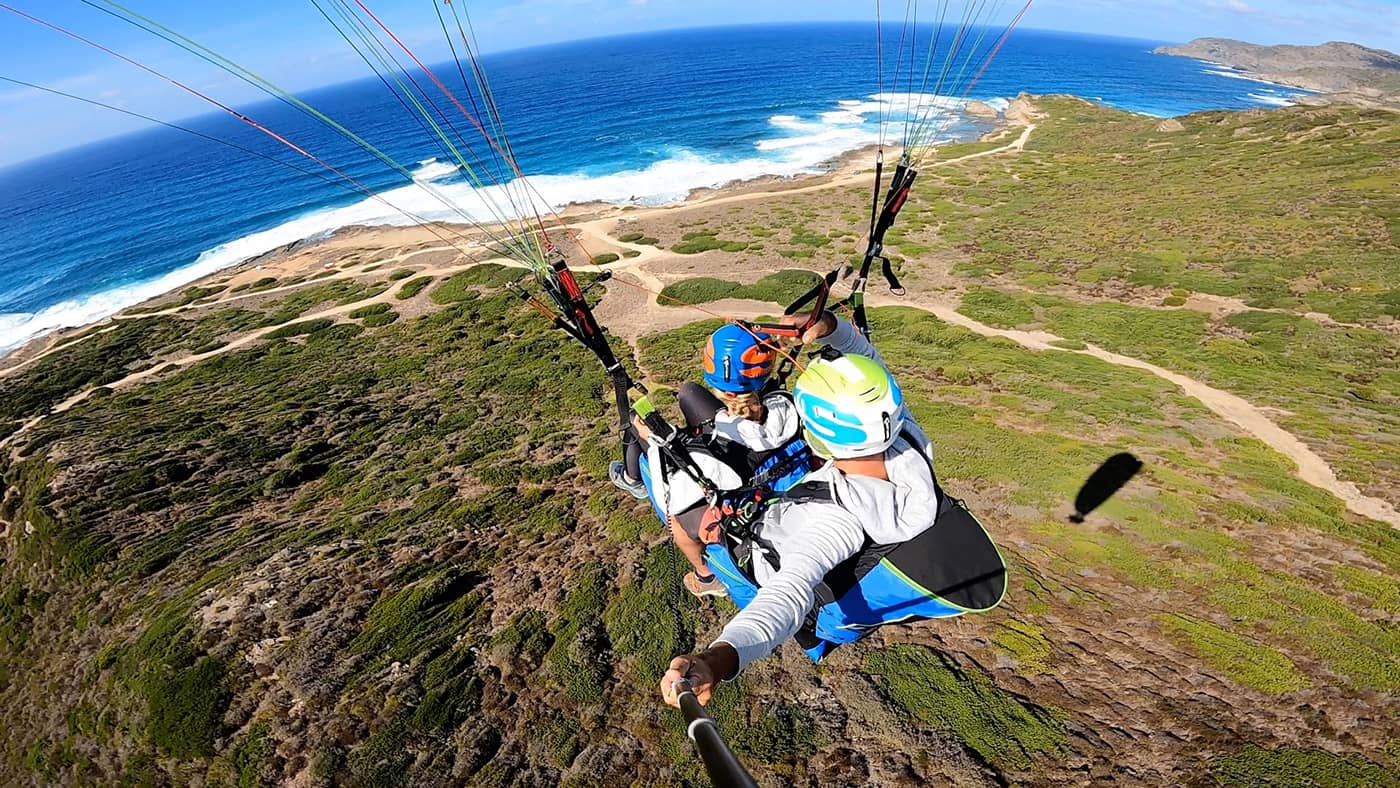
[1247,92,1295,107]
[1,250,261,354]
[411,158,462,182]
[1201,66,1304,91]
[1,93,1000,354]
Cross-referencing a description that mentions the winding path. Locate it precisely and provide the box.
[6,119,1396,529]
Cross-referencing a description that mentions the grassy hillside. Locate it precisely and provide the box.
[1,101,1398,786]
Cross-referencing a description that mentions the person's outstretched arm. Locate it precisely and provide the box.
[660,501,865,706]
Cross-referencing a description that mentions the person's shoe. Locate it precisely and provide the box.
[609,461,648,500]
[684,571,728,599]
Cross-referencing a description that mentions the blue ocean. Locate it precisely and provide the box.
[0,23,1308,352]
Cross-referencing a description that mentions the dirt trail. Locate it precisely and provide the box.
[575,123,1038,229]
[45,254,537,413]
[870,294,1400,529]
[1,124,1035,380]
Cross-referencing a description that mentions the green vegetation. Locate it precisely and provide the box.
[3,103,1398,786]
[602,546,695,678]
[729,704,818,765]
[1333,565,1400,614]
[266,318,334,338]
[352,570,483,664]
[0,309,263,421]
[258,280,387,325]
[350,303,399,328]
[493,609,551,665]
[1157,614,1309,694]
[396,275,434,300]
[671,231,751,254]
[959,287,1036,328]
[1,280,626,780]
[0,583,48,656]
[591,252,621,265]
[657,277,740,305]
[349,303,391,319]
[361,310,399,328]
[931,101,1400,322]
[991,618,1054,675]
[547,563,612,702]
[231,276,279,294]
[388,268,417,281]
[106,604,231,757]
[149,656,229,757]
[641,305,1400,699]
[657,269,821,307]
[866,644,1064,770]
[345,723,410,787]
[226,724,276,788]
[1211,745,1398,787]
[617,232,645,243]
[430,264,528,304]
[126,284,229,313]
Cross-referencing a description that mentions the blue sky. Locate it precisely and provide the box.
[2,0,1398,167]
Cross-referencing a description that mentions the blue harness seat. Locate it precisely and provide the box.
[706,482,1007,663]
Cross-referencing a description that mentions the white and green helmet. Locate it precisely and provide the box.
[793,353,905,459]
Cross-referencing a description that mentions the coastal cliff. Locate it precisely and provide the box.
[2,98,1397,787]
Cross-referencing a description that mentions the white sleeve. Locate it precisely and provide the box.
[711,505,866,671]
[711,395,800,451]
[817,316,888,368]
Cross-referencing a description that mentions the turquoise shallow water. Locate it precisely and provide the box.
[0,23,1308,351]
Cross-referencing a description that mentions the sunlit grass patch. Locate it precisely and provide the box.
[991,618,1054,675]
[1211,745,1397,787]
[657,269,821,308]
[395,275,434,300]
[866,644,1064,771]
[547,562,612,702]
[1156,613,1309,694]
[430,265,528,303]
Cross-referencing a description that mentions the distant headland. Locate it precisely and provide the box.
[1156,37,1400,108]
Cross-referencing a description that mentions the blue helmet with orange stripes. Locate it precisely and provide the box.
[702,324,776,393]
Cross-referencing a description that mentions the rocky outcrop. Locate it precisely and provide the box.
[964,100,1001,118]
[1005,95,1046,126]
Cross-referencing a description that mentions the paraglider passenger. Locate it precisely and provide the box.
[611,323,805,599]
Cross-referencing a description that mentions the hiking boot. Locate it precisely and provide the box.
[684,571,727,599]
[609,461,648,500]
